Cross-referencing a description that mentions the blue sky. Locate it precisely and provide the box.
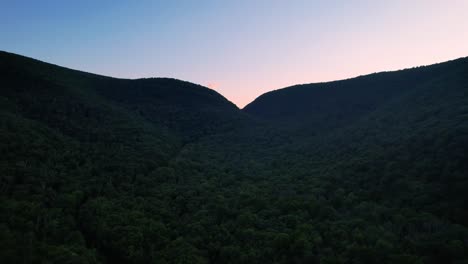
[2,0,467,107]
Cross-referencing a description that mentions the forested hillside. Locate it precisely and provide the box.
[244,58,468,134]
[1,51,467,263]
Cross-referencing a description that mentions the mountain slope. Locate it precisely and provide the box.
[1,51,468,264]
[244,57,468,134]
[244,56,468,223]
[0,51,252,263]
[0,51,248,142]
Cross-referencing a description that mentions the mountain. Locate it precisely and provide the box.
[244,56,468,229]
[0,51,252,263]
[244,57,468,134]
[1,51,468,264]
[0,51,249,142]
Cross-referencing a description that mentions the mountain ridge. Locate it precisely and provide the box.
[4,49,467,109]
[245,55,468,110]
[0,50,238,108]
[1,50,468,263]
[243,55,468,133]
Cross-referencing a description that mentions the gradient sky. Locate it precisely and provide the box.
[1,0,467,107]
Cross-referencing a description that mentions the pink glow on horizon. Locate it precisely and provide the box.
[211,1,468,108]
[4,1,466,108]
[206,82,220,90]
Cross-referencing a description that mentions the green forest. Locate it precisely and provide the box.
[1,51,467,263]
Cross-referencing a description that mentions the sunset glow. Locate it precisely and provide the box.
[2,0,467,107]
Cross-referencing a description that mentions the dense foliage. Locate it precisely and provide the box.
[1,51,467,263]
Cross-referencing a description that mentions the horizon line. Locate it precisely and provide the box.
[2,50,466,109]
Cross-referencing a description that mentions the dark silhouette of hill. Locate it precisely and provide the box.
[1,51,467,263]
[0,51,248,142]
[242,56,468,233]
[244,57,468,134]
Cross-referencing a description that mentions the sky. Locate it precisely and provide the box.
[1,0,468,107]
